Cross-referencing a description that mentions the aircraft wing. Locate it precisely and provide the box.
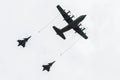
[57,5,73,24]
[73,26,88,39]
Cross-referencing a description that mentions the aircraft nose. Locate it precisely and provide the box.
[79,15,86,22]
[83,15,86,18]
[82,15,86,20]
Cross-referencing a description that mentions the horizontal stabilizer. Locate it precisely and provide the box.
[53,26,66,39]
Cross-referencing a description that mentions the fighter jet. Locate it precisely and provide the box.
[53,5,88,39]
[42,61,55,72]
[17,36,31,48]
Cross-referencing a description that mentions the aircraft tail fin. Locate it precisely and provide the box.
[53,26,66,39]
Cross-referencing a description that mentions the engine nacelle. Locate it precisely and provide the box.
[70,15,74,18]
[67,10,71,14]
[81,27,85,31]
[78,24,82,26]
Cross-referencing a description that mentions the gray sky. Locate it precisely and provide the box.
[0,0,120,80]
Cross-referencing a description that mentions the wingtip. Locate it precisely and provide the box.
[56,4,60,8]
[85,36,88,39]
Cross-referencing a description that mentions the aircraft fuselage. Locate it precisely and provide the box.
[61,15,86,33]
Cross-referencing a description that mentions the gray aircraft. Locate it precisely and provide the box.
[42,61,55,72]
[17,36,31,47]
[53,5,88,39]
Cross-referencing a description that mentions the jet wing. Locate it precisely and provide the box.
[73,26,88,39]
[57,5,73,24]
